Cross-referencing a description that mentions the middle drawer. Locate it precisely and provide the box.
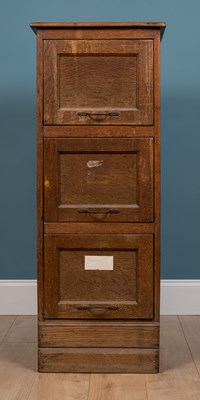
[44,137,153,223]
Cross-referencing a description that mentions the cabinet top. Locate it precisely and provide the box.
[30,21,166,38]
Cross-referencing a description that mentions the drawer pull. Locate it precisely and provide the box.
[76,306,119,311]
[77,208,120,214]
[77,111,120,117]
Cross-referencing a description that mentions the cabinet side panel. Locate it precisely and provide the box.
[153,32,161,321]
[36,30,44,321]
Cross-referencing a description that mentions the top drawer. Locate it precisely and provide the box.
[44,40,153,126]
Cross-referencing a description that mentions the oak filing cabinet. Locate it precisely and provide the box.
[30,21,166,373]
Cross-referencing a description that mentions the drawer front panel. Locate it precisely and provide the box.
[44,138,153,222]
[44,39,153,125]
[39,321,159,348]
[39,348,159,373]
[44,234,153,319]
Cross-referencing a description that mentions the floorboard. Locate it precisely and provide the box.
[4,316,37,343]
[0,342,37,400]
[179,316,200,376]
[88,374,148,400]
[27,373,90,400]
[145,316,200,399]
[0,316,16,344]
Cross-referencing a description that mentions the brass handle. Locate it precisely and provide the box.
[76,306,119,311]
[77,208,120,214]
[77,111,120,117]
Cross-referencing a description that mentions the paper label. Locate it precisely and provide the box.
[85,256,113,270]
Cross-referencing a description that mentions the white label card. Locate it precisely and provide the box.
[85,256,113,270]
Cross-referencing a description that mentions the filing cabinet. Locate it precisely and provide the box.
[30,21,166,373]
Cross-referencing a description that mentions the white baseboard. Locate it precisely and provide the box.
[0,280,37,315]
[0,280,200,315]
[160,280,200,315]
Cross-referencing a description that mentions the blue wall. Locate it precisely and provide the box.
[0,0,200,279]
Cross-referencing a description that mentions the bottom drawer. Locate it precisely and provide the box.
[44,234,153,319]
[39,347,159,373]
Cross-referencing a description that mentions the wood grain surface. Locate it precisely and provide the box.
[43,234,153,319]
[44,137,153,223]
[39,347,159,373]
[44,40,153,125]
[39,321,159,348]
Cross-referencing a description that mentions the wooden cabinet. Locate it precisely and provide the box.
[30,21,166,373]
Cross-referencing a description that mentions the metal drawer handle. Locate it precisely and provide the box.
[77,208,120,214]
[77,111,120,117]
[76,306,119,311]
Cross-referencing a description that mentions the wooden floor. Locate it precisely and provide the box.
[1,316,200,399]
